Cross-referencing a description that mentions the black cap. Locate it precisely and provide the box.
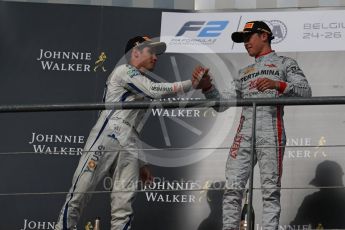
[231,21,274,43]
[309,160,344,187]
[125,36,167,55]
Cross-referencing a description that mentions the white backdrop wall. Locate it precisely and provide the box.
[3,0,345,9]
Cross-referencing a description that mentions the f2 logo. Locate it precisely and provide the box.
[176,21,229,37]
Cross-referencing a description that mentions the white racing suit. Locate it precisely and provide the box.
[55,64,192,230]
[203,52,312,230]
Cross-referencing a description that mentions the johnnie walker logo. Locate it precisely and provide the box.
[20,219,55,230]
[144,177,200,203]
[28,132,85,156]
[36,49,107,73]
[286,136,328,159]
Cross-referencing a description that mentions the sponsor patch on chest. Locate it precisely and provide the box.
[241,69,279,82]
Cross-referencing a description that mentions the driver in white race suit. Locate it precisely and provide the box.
[193,21,312,229]
[55,36,208,230]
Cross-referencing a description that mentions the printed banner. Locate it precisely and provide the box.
[1,2,345,230]
[161,10,345,53]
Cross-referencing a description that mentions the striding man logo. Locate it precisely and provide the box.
[94,52,107,72]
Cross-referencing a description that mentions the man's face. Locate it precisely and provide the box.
[136,47,158,71]
[243,32,267,57]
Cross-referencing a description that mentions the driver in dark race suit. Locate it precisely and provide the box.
[193,21,312,229]
[55,36,203,230]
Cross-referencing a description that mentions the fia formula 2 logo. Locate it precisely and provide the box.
[176,21,229,37]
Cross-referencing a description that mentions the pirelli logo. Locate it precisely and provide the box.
[244,22,254,29]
